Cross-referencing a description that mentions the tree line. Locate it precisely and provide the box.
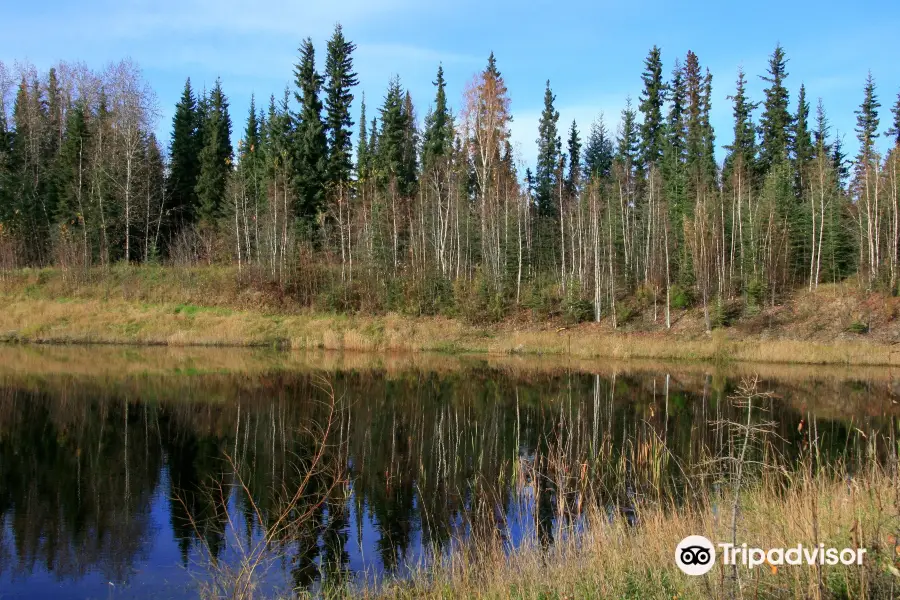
[1,27,899,327]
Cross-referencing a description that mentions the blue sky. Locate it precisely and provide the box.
[2,0,899,169]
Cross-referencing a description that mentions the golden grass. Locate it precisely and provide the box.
[1,295,898,367]
[362,469,899,599]
[2,265,899,367]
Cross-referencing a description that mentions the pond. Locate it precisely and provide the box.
[0,345,897,598]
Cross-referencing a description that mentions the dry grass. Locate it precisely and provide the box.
[2,295,898,367]
[358,468,899,600]
[2,265,899,367]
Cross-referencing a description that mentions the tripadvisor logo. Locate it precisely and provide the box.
[675,535,867,576]
[676,535,716,575]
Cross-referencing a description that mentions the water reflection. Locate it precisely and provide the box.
[0,347,897,597]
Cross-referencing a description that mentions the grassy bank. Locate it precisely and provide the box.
[363,469,899,600]
[1,265,899,366]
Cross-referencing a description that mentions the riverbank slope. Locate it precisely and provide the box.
[2,266,898,366]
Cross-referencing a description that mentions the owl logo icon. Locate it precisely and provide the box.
[676,535,716,575]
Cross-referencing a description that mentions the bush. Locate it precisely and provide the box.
[564,295,594,325]
[670,284,693,310]
[847,320,869,334]
[710,297,742,329]
[615,302,637,326]
[746,276,767,307]
[522,278,560,321]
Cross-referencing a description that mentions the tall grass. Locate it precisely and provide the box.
[180,375,900,599]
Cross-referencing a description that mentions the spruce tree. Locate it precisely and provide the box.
[423,65,452,170]
[293,37,327,227]
[639,45,666,169]
[583,115,614,180]
[565,119,581,196]
[324,23,358,187]
[239,95,263,221]
[854,72,880,166]
[683,51,704,175]
[758,44,793,172]
[663,60,688,206]
[792,84,813,195]
[377,77,408,191]
[401,90,418,196]
[723,67,758,181]
[617,98,640,168]
[167,79,201,227]
[535,80,561,217]
[54,101,90,224]
[886,91,900,147]
[700,68,717,185]
[831,134,850,190]
[356,94,369,180]
[194,78,233,226]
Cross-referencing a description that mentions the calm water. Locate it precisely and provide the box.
[0,346,897,598]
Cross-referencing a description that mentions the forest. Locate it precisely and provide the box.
[1,25,898,329]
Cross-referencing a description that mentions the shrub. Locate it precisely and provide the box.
[564,295,594,325]
[670,284,693,310]
[847,320,869,334]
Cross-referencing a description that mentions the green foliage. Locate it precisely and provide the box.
[535,80,561,217]
[583,116,614,181]
[323,23,359,186]
[639,45,665,168]
[563,287,593,325]
[710,297,741,329]
[847,320,869,334]
[615,302,637,326]
[746,276,767,308]
[293,37,328,227]
[168,79,202,228]
[670,284,693,310]
[758,44,793,171]
[194,79,233,226]
[422,65,452,170]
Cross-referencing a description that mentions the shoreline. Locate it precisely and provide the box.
[1,294,898,367]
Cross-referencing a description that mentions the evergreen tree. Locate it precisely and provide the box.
[583,115,614,180]
[854,72,880,166]
[44,68,62,218]
[758,44,793,172]
[831,133,850,190]
[617,98,639,168]
[422,65,452,169]
[886,91,900,147]
[293,37,327,227]
[54,101,90,224]
[663,60,688,202]
[639,45,666,168]
[357,94,369,180]
[535,80,561,216]
[700,68,716,185]
[241,95,261,163]
[565,119,581,196]
[792,83,813,194]
[239,95,263,222]
[377,77,412,194]
[683,51,704,175]
[324,23,358,187]
[167,79,201,227]
[194,78,233,225]
[401,91,418,196]
[723,67,758,180]
[813,98,831,158]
